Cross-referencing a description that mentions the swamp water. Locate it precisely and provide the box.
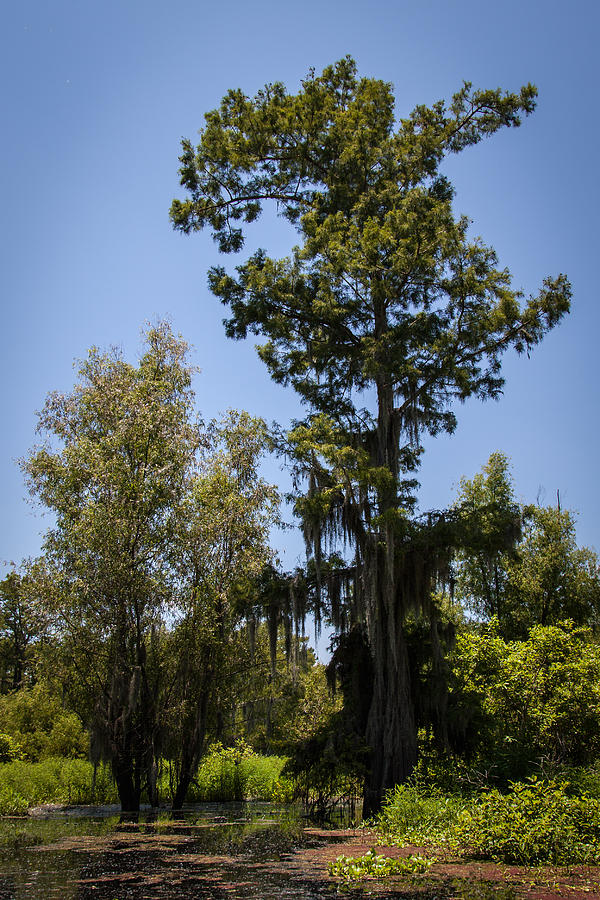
[0,803,357,899]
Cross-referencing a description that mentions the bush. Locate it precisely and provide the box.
[0,732,22,763]
[0,758,117,813]
[449,623,600,781]
[0,784,29,815]
[453,777,600,864]
[180,743,288,802]
[377,780,468,846]
[0,684,88,761]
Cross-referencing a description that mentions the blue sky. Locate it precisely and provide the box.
[1,0,598,585]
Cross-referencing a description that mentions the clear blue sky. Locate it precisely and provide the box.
[1,0,598,582]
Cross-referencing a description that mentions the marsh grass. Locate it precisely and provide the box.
[0,758,117,814]
[173,745,290,803]
[376,781,468,847]
[0,748,289,815]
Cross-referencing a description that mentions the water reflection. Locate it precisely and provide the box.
[0,803,348,899]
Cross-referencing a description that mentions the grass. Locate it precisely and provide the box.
[172,744,291,803]
[0,757,118,814]
[0,747,291,815]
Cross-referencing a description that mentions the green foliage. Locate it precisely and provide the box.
[282,720,366,820]
[329,848,433,880]
[453,777,600,864]
[0,731,21,763]
[453,452,520,622]
[279,663,342,748]
[281,648,367,820]
[449,621,600,778]
[21,323,282,811]
[0,758,117,813]
[0,569,48,692]
[0,683,88,762]
[374,771,600,866]
[453,454,600,636]
[172,55,571,811]
[377,780,468,846]
[22,322,201,809]
[169,743,288,802]
[163,410,280,807]
[506,506,600,636]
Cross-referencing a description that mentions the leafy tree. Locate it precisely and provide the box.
[0,568,48,692]
[171,57,571,813]
[22,323,200,810]
[453,452,521,622]
[506,506,600,636]
[0,682,88,761]
[163,410,280,808]
[454,454,600,637]
[449,622,600,778]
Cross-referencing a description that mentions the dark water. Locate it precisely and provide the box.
[0,803,351,899]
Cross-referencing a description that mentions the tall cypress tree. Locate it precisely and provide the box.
[171,57,571,813]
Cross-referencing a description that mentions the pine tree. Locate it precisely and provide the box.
[171,58,571,813]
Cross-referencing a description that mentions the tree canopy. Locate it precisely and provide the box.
[454,453,600,636]
[22,324,281,811]
[171,57,571,814]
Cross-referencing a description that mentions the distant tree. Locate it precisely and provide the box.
[171,57,571,813]
[0,566,48,692]
[453,452,521,622]
[454,454,600,637]
[505,506,600,637]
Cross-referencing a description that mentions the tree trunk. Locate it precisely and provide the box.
[363,578,417,817]
[112,755,141,812]
[146,752,159,808]
[361,364,419,817]
[172,769,192,810]
[172,691,209,810]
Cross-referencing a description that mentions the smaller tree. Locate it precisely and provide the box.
[0,566,48,692]
[453,454,600,637]
[22,323,200,811]
[505,506,600,636]
[453,452,521,623]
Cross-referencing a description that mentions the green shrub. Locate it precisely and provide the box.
[563,763,600,799]
[449,623,600,781]
[377,780,468,846]
[453,776,600,864]
[0,731,22,763]
[0,758,117,813]
[182,743,287,802]
[239,752,287,800]
[0,684,88,761]
[0,784,29,815]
